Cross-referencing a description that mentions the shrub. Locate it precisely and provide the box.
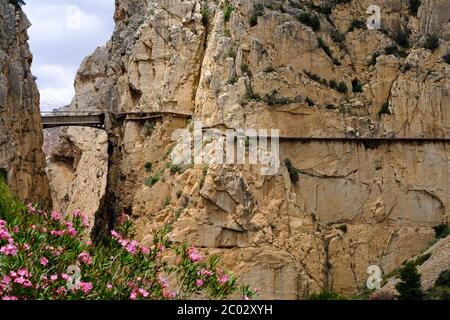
[409,0,421,16]
[385,45,398,55]
[369,290,395,300]
[413,253,431,267]
[310,15,321,31]
[401,63,413,72]
[369,51,380,66]
[241,85,262,105]
[443,54,450,64]
[433,224,450,239]
[201,8,209,27]
[305,97,315,107]
[348,20,366,32]
[241,63,250,75]
[379,102,391,115]
[329,79,337,89]
[284,159,299,184]
[309,290,346,300]
[0,168,6,181]
[330,30,345,43]
[425,286,450,300]
[317,38,332,58]
[298,13,320,31]
[249,4,264,27]
[395,30,410,48]
[144,162,152,173]
[423,35,440,51]
[0,179,257,300]
[145,175,159,187]
[395,262,424,300]
[227,47,237,59]
[249,15,258,27]
[227,76,238,85]
[169,164,181,175]
[8,0,25,8]
[435,269,450,287]
[223,5,234,22]
[162,196,170,208]
[351,79,363,93]
[336,82,348,94]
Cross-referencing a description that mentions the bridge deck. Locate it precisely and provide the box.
[41,114,105,129]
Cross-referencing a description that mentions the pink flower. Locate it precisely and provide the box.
[14,277,31,287]
[2,296,18,300]
[140,246,150,255]
[125,240,138,255]
[50,230,65,237]
[187,246,202,262]
[79,282,93,294]
[78,252,92,265]
[218,274,230,285]
[0,228,10,241]
[65,222,77,237]
[12,226,19,233]
[56,286,67,295]
[111,230,121,239]
[51,210,61,221]
[106,283,113,290]
[0,244,17,256]
[61,273,69,280]
[73,209,81,218]
[81,214,89,227]
[196,279,204,287]
[130,291,137,300]
[17,269,29,278]
[39,257,49,266]
[50,275,58,281]
[27,203,36,215]
[23,243,30,251]
[162,288,176,300]
[1,276,11,285]
[138,288,149,298]
[199,269,214,277]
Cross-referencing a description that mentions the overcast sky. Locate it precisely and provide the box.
[23,0,115,111]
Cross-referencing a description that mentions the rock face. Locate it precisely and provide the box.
[46,127,108,228]
[0,2,51,207]
[48,0,450,298]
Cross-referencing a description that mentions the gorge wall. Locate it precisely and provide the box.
[47,0,450,298]
[0,1,51,207]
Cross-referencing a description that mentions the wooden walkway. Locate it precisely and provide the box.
[40,111,450,142]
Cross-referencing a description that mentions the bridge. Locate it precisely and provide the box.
[41,111,105,129]
[40,111,193,129]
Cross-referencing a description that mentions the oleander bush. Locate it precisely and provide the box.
[0,178,256,300]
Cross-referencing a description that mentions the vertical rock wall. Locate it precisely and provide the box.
[0,1,51,207]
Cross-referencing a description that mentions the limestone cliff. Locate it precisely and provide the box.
[48,0,450,298]
[0,1,51,207]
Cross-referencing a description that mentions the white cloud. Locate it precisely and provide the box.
[22,0,115,111]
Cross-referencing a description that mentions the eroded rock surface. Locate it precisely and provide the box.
[0,2,51,207]
[47,0,450,298]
